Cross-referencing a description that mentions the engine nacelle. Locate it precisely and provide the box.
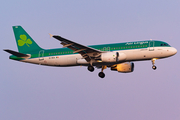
[101,52,126,62]
[111,62,134,73]
[101,52,116,62]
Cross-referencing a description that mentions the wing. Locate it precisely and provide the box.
[51,35,103,62]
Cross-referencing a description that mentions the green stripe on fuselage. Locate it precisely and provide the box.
[10,40,171,60]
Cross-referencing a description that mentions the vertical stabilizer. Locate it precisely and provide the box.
[13,26,43,53]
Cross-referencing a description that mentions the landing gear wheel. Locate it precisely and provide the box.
[88,65,94,72]
[151,58,157,70]
[98,72,105,78]
[152,65,157,70]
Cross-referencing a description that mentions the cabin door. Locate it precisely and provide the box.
[149,41,154,51]
[39,50,44,61]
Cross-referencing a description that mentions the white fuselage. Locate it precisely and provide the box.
[22,47,177,66]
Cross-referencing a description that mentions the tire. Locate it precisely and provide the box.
[98,72,105,78]
[152,65,157,70]
[88,65,94,72]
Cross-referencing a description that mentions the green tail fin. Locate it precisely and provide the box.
[13,26,43,53]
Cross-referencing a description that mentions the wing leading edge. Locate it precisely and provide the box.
[51,35,103,62]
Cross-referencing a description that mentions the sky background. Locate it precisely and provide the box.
[0,0,180,120]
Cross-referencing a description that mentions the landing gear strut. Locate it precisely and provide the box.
[151,58,157,70]
[88,65,94,72]
[98,65,107,78]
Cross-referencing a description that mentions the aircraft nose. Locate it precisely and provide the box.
[171,47,177,55]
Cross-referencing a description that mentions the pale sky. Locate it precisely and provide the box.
[0,0,180,120]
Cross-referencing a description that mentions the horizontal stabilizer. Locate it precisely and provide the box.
[4,49,30,57]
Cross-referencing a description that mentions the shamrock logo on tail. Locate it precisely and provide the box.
[18,35,32,47]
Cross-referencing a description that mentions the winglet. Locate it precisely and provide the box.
[49,33,53,38]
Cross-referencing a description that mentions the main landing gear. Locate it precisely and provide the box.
[151,58,157,70]
[88,65,94,72]
[99,72,105,78]
[98,65,107,78]
[87,64,107,78]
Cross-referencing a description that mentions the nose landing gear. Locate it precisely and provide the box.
[152,65,157,70]
[151,58,157,70]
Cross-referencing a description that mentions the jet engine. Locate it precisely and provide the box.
[111,62,134,73]
[101,52,126,62]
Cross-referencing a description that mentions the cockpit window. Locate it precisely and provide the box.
[161,43,169,46]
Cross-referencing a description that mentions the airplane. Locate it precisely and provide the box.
[4,26,177,78]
